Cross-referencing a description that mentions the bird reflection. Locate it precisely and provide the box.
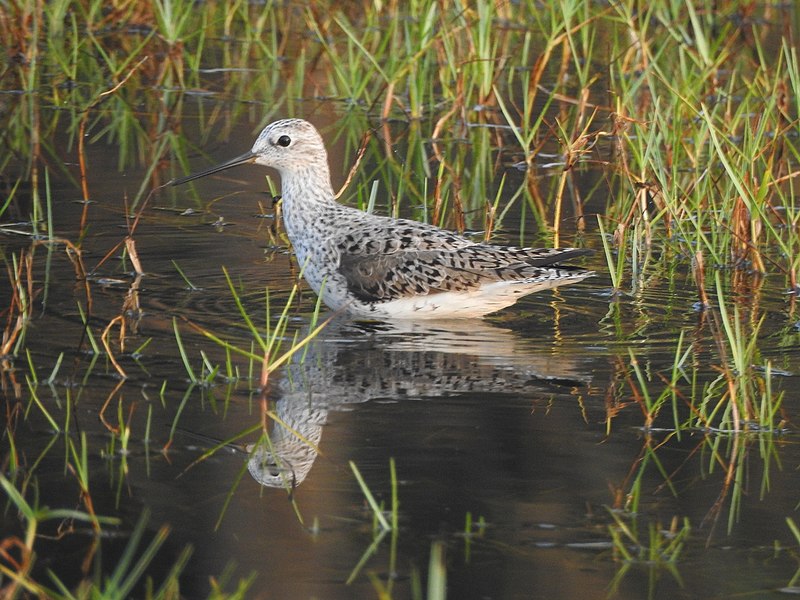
[245,400,326,489]
[244,317,590,488]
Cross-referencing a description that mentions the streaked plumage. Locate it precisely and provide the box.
[171,119,593,319]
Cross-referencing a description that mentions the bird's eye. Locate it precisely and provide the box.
[277,135,291,147]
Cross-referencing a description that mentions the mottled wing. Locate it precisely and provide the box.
[340,250,479,302]
[338,242,591,303]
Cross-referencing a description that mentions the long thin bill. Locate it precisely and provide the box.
[169,150,258,186]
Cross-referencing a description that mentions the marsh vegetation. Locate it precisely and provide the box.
[1,0,799,598]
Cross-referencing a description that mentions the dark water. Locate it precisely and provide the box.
[2,104,799,600]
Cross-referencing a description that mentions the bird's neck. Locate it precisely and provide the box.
[279,164,338,249]
[280,163,335,210]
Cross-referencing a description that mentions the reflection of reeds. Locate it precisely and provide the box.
[616,273,787,543]
[607,511,689,594]
[787,518,800,589]
[1,252,33,368]
[625,298,785,436]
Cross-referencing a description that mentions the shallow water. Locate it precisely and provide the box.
[2,9,800,597]
[1,108,798,599]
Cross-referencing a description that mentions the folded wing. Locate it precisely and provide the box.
[338,243,591,303]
